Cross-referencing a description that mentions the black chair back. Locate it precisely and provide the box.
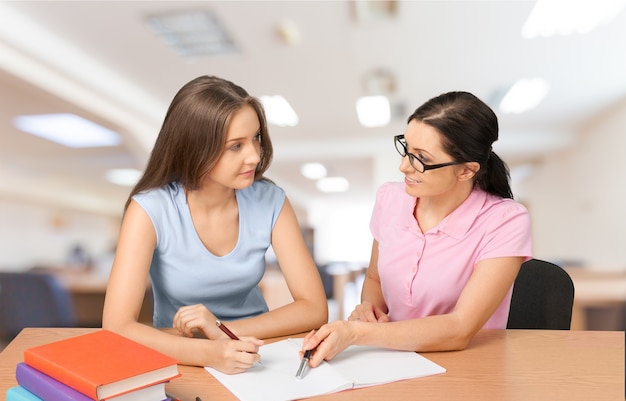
[507,259,575,330]
[0,272,76,341]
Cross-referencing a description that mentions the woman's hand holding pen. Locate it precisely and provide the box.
[300,321,359,368]
[173,310,264,374]
[301,302,390,369]
[214,320,264,373]
[211,337,264,374]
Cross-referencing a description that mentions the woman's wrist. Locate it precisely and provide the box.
[200,337,222,367]
[350,320,367,345]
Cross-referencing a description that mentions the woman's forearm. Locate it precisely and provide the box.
[103,319,217,366]
[225,297,328,339]
[355,313,474,352]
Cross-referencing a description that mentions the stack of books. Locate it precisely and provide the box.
[5,330,180,401]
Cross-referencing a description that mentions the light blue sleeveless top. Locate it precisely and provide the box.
[133,179,285,328]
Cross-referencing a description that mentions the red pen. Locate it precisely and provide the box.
[216,319,239,340]
[217,319,263,366]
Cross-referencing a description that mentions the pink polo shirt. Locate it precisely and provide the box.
[370,182,532,329]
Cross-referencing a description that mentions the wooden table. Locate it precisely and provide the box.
[0,328,623,401]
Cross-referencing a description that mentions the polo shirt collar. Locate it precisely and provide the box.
[436,187,487,239]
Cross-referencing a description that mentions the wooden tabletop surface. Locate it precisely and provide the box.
[0,328,623,401]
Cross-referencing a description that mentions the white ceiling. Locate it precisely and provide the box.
[1,1,625,217]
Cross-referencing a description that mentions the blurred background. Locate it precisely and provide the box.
[1,1,625,340]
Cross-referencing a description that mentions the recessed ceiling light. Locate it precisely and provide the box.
[522,0,626,38]
[300,162,327,180]
[277,19,302,45]
[106,168,143,186]
[316,177,350,193]
[146,10,238,57]
[356,95,391,127]
[260,95,299,127]
[13,113,121,148]
[499,78,550,114]
[352,0,399,23]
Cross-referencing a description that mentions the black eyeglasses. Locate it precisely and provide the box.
[394,134,462,173]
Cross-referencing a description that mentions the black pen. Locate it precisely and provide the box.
[295,349,312,379]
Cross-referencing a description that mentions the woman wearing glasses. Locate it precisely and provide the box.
[301,91,532,367]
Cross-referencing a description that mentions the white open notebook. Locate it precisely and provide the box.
[205,338,446,401]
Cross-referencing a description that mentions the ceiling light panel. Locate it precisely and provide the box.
[522,0,626,38]
[13,113,121,148]
[147,10,238,57]
[260,95,299,127]
[356,95,391,127]
[317,177,350,193]
[500,78,550,114]
[106,168,143,186]
[300,162,327,180]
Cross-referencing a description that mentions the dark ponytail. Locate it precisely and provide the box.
[409,91,513,199]
[476,151,513,199]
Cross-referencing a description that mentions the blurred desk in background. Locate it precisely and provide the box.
[44,269,153,327]
[49,265,626,330]
[324,262,367,320]
[566,267,626,330]
[321,263,626,329]
[258,266,294,311]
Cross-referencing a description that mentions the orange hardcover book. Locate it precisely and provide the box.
[23,330,180,401]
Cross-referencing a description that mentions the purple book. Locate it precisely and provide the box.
[16,363,170,401]
[16,363,92,401]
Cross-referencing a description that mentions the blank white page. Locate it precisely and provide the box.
[205,338,446,401]
[205,339,352,401]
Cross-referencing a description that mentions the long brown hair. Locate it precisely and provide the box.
[125,75,273,210]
